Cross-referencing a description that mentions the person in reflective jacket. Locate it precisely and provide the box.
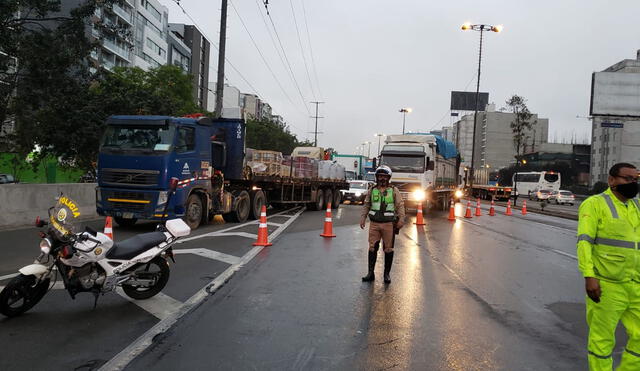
[360,165,405,283]
[577,162,640,371]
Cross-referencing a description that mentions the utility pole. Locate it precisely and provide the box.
[310,101,324,146]
[214,0,228,118]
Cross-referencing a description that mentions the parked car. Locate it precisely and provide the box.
[530,189,552,202]
[0,174,16,184]
[341,180,372,204]
[550,190,575,205]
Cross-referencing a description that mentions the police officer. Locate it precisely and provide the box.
[360,165,405,283]
[577,162,640,370]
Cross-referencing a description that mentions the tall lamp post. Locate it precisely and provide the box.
[374,133,385,157]
[461,22,502,189]
[399,108,412,134]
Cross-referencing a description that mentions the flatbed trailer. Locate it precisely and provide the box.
[469,184,512,201]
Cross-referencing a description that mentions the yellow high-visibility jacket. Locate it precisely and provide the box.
[577,188,640,282]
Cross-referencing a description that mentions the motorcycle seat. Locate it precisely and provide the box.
[107,232,167,260]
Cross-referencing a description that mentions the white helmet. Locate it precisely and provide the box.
[375,165,392,178]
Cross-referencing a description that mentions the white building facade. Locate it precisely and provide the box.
[589,50,640,186]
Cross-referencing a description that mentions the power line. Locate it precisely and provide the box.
[300,0,322,99]
[228,0,305,118]
[260,2,311,115]
[289,0,316,100]
[171,0,262,98]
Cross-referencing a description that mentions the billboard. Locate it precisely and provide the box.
[450,91,489,111]
[590,72,640,117]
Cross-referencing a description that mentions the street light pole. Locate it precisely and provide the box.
[374,133,385,157]
[399,108,412,134]
[461,22,502,189]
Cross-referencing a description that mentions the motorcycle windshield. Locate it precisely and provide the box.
[49,195,81,240]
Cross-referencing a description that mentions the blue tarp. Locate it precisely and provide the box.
[407,132,459,159]
[433,135,458,159]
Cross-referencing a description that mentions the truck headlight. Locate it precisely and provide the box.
[455,190,464,199]
[354,191,362,197]
[412,190,426,201]
[157,191,168,206]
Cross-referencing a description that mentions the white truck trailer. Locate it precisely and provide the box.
[380,134,459,210]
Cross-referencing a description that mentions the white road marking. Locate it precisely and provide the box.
[552,249,578,260]
[0,281,64,292]
[99,206,306,371]
[173,248,241,265]
[116,289,183,320]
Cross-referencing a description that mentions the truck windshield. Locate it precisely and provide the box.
[100,125,175,154]
[381,155,424,173]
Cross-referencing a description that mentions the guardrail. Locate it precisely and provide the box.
[0,183,98,230]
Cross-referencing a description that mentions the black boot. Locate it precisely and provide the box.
[384,251,394,283]
[362,245,379,282]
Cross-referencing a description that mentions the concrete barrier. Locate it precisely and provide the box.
[0,183,99,230]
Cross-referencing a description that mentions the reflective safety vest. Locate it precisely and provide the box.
[577,190,640,282]
[369,188,396,223]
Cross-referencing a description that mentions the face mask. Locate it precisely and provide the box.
[377,177,389,187]
[615,182,639,199]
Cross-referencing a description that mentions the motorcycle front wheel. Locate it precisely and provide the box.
[122,257,170,300]
[0,274,50,317]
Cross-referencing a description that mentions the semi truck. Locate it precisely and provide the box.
[379,134,460,210]
[95,115,349,229]
[468,168,512,201]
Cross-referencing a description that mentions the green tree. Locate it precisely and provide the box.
[504,95,537,158]
[246,118,309,154]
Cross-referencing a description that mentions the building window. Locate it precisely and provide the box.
[144,0,162,22]
[139,14,163,38]
[146,38,166,58]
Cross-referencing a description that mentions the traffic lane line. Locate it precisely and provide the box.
[116,289,183,321]
[98,206,306,371]
[457,215,578,261]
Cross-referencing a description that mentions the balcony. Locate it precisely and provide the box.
[102,38,131,62]
[112,3,134,25]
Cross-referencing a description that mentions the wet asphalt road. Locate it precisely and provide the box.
[123,204,595,371]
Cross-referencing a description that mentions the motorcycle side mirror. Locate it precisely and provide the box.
[169,177,179,192]
[35,216,47,227]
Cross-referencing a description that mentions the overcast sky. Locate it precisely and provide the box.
[161,0,640,155]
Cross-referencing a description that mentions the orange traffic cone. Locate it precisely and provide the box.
[320,202,336,238]
[475,198,482,216]
[489,200,496,216]
[448,200,456,221]
[415,202,426,225]
[253,205,272,246]
[464,201,473,218]
[103,216,114,240]
[506,199,513,216]
[522,200,528,215]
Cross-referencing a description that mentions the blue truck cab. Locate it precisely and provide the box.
[96,115,244,228]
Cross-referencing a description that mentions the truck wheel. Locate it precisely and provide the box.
[115,217,137,227]
[183,194,203,230]
[249,190,266,220]
[223,190,250,223]
[332,191,341,209]
[309,189,324,211]
[323,189,333,209]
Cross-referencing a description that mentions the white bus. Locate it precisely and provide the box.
[512,171,561,197]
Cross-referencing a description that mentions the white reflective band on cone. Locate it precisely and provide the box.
[325,218,332,222]
[261,213,266,217]
[259,223,268,228]
[104,228,112,233]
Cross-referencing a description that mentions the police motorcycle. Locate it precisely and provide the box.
[0,178,190,317]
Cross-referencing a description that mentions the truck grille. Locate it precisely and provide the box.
[393,183,420,192]
[101,168,159,186]
[103,190,153,213]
